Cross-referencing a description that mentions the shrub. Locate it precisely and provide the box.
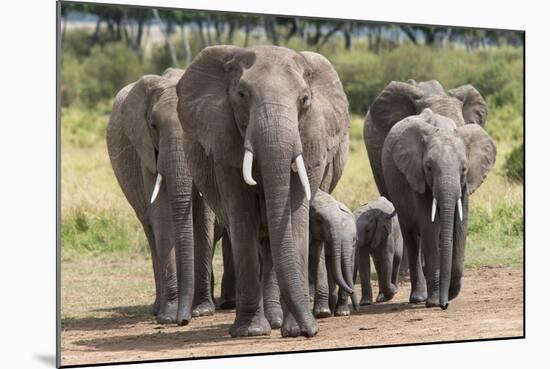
[79,42,143,107]
[62,207,147,255]
[60,53,83,107]
[503,143,524,182]
[61,102,111,148]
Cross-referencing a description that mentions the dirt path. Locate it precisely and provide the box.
[60,266,523,366]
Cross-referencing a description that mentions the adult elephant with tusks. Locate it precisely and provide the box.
[176,45,351,337]
[364,80,496,309]
[107,69,233,326]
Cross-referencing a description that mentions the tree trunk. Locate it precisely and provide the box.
[181,24,192,66]
[226,19,236,44]
[344,22,352,51]
[196,20,207,48]
[243,23,250,47]
[152,9,179,67]
[205,16,213,45]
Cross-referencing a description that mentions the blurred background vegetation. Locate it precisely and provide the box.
[60,3,523,269]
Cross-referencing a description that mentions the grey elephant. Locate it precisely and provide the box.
[107,68,234,324]
[176,45,352,337]
[364,79,496,309]
[354,197,402,305]
[309,190,357,318]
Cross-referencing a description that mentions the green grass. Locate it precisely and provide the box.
[60,35,523,268]
[61,110,523,268]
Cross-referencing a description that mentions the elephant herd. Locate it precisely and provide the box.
[107,45,496,338]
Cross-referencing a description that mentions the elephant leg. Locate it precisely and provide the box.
[335,287,350,316]
[260,237,283,329]
[150,200,178,324]
[420,224,440,307]
[219,230,237,309]
[392,251,401,287]
[325,253,338,314]
[140,220,160,316]
[228,210,270,337]
[399,245,410,275]
[358,247,373,305]
[192,194,216,317]
[403,229,427,303]
[310,241,331,318]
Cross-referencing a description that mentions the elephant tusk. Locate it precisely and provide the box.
[242,149,257,186]
[294,155,311,201]
[150,173,162,204]
[457,197,463,222]
[431,197,437,223]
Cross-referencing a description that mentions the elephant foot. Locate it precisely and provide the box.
[360,296,372,306]
[149,299,160,316]
[334,303,350,317]
[313,302,332,318]
[192,300,215,317]
[409,289,427,304]
[229,314,271,337]
[425,294,440,308]
[265,308,283,329]
[156,301,178,324]
[218,297,236,310]
[281,313,318,338]
[376,291,395,303]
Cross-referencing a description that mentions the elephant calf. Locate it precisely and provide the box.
[354,197,402,305]
[309,190,357,317]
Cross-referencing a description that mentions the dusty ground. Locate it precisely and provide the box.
[60,265,523,366]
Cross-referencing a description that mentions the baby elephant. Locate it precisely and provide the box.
[309,190,357,317]
[355,197,402,305]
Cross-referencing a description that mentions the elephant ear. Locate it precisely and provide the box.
[457,124,497,194]
[387,117,438,193]
[299,51,350,193]
[448,84,488,126]
[162,67,185,82]
[120,75,167,174]
[369,81,423,132]
[176,46,244,168]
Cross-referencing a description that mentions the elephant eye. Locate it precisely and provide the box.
[426,163,432,172]
[300,94,310,105]
[238,90,247,101]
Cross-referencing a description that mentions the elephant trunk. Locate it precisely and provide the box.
[327,227,355,295]
[249,107,317,337]
[164,137,195,325]
[435,177,460,310]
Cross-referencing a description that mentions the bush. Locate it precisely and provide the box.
[61,42,141,107]
[331,51,384,114]
[79,43,143,107]
[62,207,147,255]
[61,101,112,147]
[503,143,524,182]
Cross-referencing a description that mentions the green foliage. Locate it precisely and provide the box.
[79,43,143,107]
[62,207,148,256]
[59,24,523,267]
[61,102,111,147]
[329,45,524,116]
[503,143,524,182]
[61,42,143,107]
[485,104,523,143]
